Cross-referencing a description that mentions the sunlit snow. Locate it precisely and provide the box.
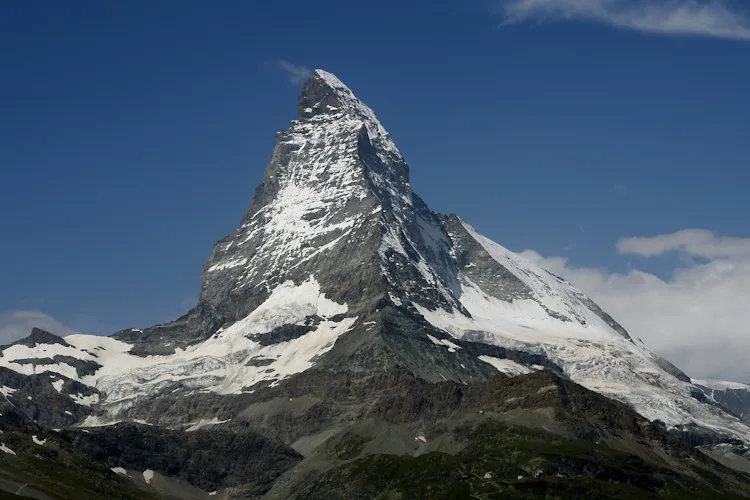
[478,356,535,377]
[415,220,750,442]
[0,277,354,424]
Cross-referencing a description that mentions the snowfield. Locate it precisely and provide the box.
[414,220,750,443]
[0,277,355,422]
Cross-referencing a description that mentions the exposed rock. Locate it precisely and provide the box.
[654,355,692,383]
[0,366,96,427]
[6,327,71,348]
[59,423,302,496]
[12,355,102,377]
[0,406,159,499]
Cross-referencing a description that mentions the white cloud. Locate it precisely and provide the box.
[276,60,313,84]
[0,310,78,345]
[498,0,750,41]
[617,229,750,259]
[520,229,750,383]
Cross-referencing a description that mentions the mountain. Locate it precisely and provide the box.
[2,69,750,498]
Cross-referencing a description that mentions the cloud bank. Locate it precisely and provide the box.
[498,0,750,41]
[522,229,750,383]
[617,228,750,259]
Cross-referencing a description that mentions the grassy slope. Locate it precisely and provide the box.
[260,370,750,499]
[298,419,749,499]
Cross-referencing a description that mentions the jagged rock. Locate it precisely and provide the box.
[693,379,750,423]
[59,423,302,497]
[7,327,71,348]
[0,366,96,427]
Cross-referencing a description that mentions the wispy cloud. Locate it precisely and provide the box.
[521,228,750,383]
[497,0,750,41]
[0,310,78,344]
[276,60,313,84]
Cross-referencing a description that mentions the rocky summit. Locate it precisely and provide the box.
[2,70,750,498]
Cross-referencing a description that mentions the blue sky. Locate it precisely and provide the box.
[1,1,749,380]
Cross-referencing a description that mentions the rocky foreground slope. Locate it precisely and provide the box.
[1,70,750,498]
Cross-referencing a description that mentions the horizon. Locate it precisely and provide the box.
[2,1,749,383]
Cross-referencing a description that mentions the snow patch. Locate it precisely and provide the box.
[478,356,534,377]
[143,469,154,484]
[32,435,46,446]
[0,443,15,455]
[185,418,230,432]
[426,334,461,353]
[81,415,121,427]
[208,257,248,273]
[70,393,99,406]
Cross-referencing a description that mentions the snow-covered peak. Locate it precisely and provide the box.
[298,69,401,158]
[5,67,746,450]
[199,69,426,321]
[312,69,354,98]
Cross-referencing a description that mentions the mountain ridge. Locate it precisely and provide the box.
[2,69,748,437]
[1,69,750,498]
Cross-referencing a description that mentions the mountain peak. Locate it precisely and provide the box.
[297,69,355,119]
[3,69,750,464]
[297,69,401,159]
[6,327,71,348]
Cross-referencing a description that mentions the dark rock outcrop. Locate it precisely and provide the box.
[59,423,302,497]
[0,366,96,427]
[6,327,71,348]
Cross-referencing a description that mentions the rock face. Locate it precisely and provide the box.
[114,70,461,357]
[10,327,73,348]
[694,379,750,423]
[3,69,750,497]
[59,423,302,497]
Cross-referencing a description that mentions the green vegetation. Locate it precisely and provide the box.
[298,420,748,499]
[0,453,155,500]
[333,432,373,460]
